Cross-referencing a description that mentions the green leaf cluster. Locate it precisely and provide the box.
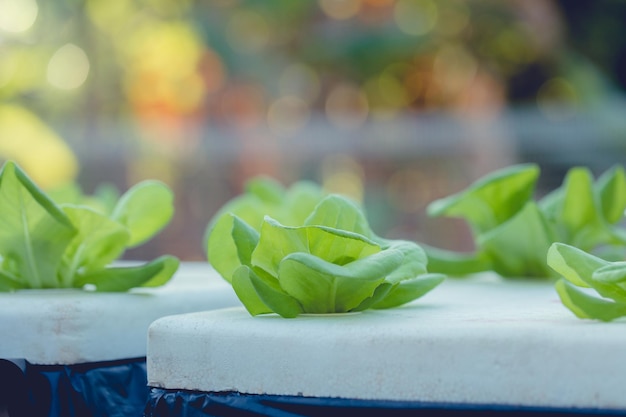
[548,243,626,321]
[0,161,179,292]
[207,178,444,318]
[426,163,626,279]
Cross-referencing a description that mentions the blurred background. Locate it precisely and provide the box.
[1,0,626,261]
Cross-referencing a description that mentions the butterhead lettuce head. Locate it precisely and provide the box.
[207,178,444,318]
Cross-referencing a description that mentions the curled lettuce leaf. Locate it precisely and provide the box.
[548,242,626,321]
[0,160,179,292]
[428,163,539,234]
[207,186,444,318]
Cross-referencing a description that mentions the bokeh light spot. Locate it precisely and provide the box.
[433,44,477,96]
[404,68,426,101]
[279,63,321,103]
[123,22,203,81]
[394,0,438,36]
[46,44,90,90]
[86,0,135,32]
[436,1,469,36]
[267,96,310,135]
[386,168,432,213]
[378,72,410,108]
[0,0,38,33]
[321,154,364,202]
[325,83,369,130]
[319,0,361,20]
[121,21,207,119]
[227,9,271,53]
[0,56,17,88]
[218,83,267,129]
[363,0,394,7]
[537,77,579,121]
[363,75,402,120]
[200,48,226,95]
[0,105,78,188]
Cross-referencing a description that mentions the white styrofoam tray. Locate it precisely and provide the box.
[147,274,626,411]
[0,262,240,365]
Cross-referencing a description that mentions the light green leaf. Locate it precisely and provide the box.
[252,217,380,278]
[74,255,179,291]
[245,176,286,204]
[537,187,563,221]
[557,167,609,249]
[139,255,180,288]
[47,182,83,205]
[427,164,539,234]
[592,262,626,284]
[382,240,428,284]
[304,194,375,238]
[283,181,327,225]
[548,242,608,286]
[373,273,446,309]
[48,182,119,215]
[60,205,130,285]
[231,215,260,269]
[0,269,24,291]
[206,214,241,283]
[111,180,174,247]
[555,279,626,322]
[203,177,326,249]
[0,161,76,288]
[247,266,303,318]
[547,242,608,287]
[422,244,491,277]
[277,250,400,313]
[251,218,309,278]
[231,265,275,316]
[547,242,626,302]
[545,167,626,251]
[248,178,327,227]
[91,182,121,215]
[479,201,557,278]
[351,282,393,312]
[596,165,626,225]
[203,178,279,241]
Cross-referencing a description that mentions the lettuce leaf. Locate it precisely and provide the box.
[0,161,76,288]
[426,164,626,279]
[548,242,626,321]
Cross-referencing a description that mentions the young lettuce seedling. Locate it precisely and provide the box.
[0,160,179,292]
[206,177,444,318]
[425,164,626,279]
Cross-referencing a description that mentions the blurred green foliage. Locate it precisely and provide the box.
[1,0,625,261]
[1,0,625,132]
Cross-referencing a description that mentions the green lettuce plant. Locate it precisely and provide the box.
[425,163,626,279]
[0,160,179,292]
[206,177,444,318]
[548,242,626,321]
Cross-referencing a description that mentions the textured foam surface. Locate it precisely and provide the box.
[147,275,626,410]
[0,262,240,365]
